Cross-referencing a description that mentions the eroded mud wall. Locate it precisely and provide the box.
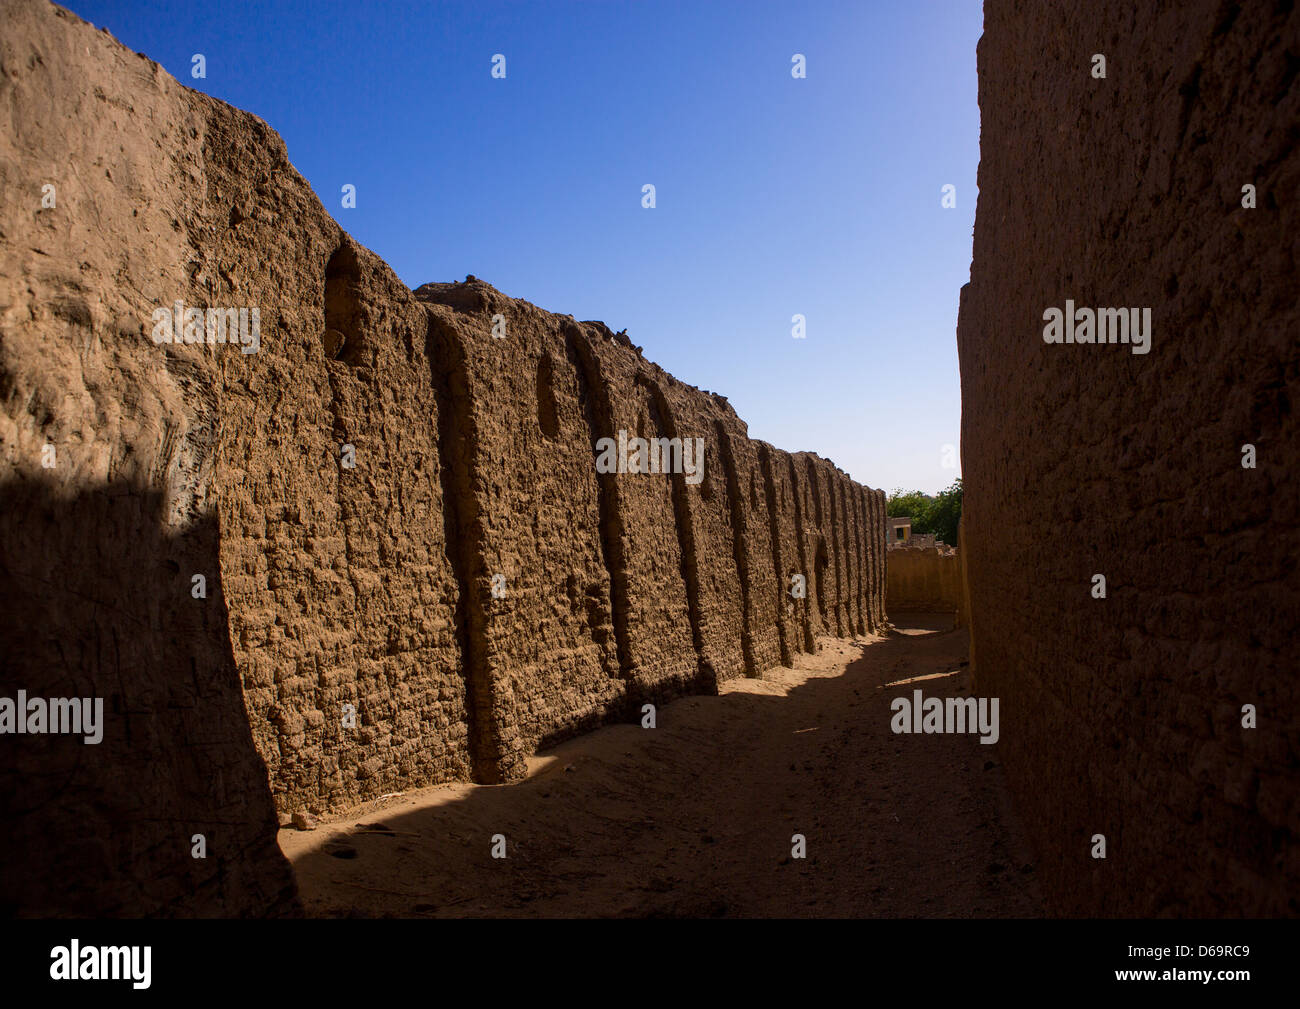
[416,290,627,782]
[0,0,302,915]
[0,0,885,914]
[959,0,1300,916]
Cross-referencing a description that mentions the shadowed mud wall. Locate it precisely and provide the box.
[959,0,1299,916]
[0,1,884,913]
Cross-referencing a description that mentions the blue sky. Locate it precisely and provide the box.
[69,0,981,494]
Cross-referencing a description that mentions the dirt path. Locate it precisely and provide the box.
[280,615,1045,917]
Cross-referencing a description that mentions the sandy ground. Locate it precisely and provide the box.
[280,615,1045,917]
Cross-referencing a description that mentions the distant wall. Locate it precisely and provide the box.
[886,547,965,617]
[415,291,887,782]
[959,0,1300,915]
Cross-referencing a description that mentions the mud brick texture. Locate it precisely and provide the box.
[958,1,1300,916]
[0,0,884,914]
[886,546,965,618]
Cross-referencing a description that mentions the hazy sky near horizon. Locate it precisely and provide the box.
[69,0,981,494]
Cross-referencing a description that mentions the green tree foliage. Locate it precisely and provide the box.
[886,479,963,547]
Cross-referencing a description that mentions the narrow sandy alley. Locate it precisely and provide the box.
[281,615,1045,917]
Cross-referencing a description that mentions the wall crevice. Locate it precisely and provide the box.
[566,326,634,684]
[426,311,502,784]
[639,374,713,693]
[787,457,814,652]
[759,446,792,666]
[716,420,756,676]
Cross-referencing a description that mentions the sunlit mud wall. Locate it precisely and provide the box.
[0,0,885,914]
[886,547,965,617]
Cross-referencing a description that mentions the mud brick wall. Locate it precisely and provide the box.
[759,447,811,655]
[654,377,749,686]
[583,335,718,700]
[223,234,474,815]
[798,452,861,639]
[0,0,886,914]
[886,546,965,616]
[0,0,301,915]
[871,488,887,630]
[959,0,1300,915]
[0,481,302,918]
[714,418,784,676]
[416,289,626,782]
